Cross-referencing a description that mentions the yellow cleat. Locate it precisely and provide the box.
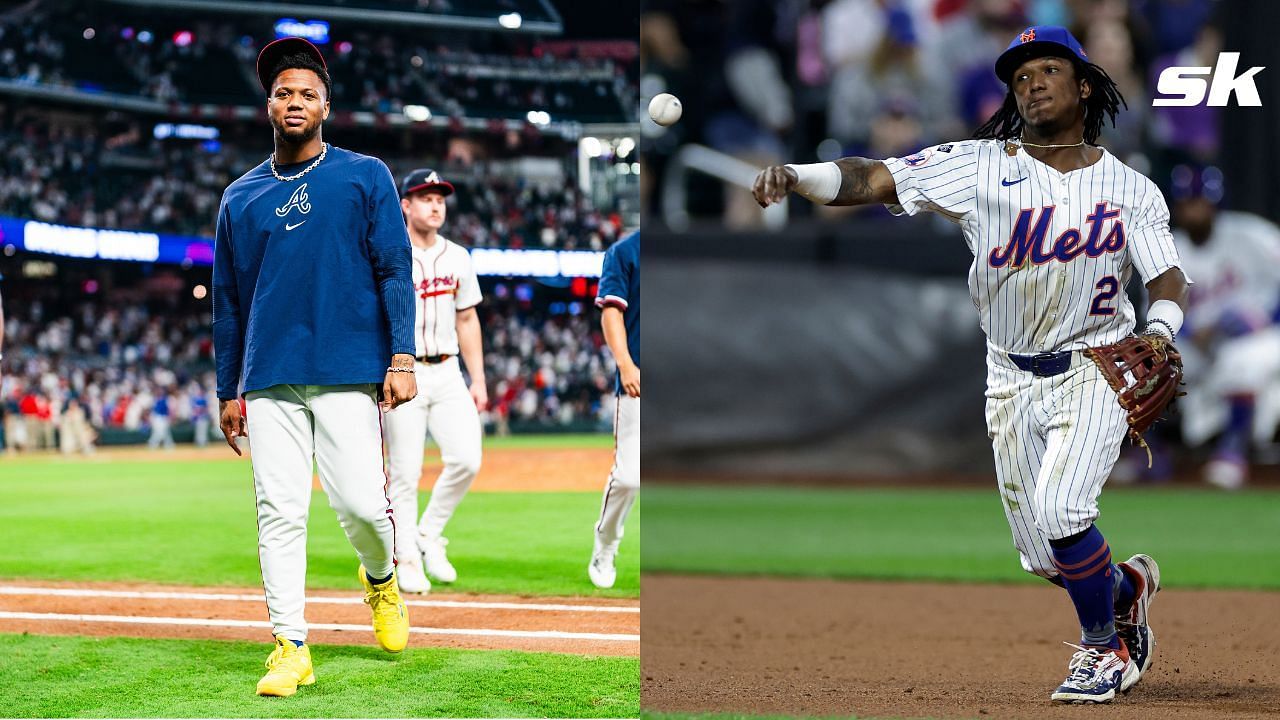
[256,635,315,697]
[359,565,410,652]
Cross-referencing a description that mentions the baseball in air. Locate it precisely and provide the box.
[648,93,682,126]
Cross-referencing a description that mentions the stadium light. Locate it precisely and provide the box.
[498,12,523,29]
[404,105,432,122]
[526,110,551,126]
[616,137,636,159]
[82,28,96,40]
[173,30,193,48]
[581,136,603,158]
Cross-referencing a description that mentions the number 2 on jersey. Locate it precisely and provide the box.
[1089,276,1119,316]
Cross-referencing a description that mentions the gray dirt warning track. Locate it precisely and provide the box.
[641,574,1280,720]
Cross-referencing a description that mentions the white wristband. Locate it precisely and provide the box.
[785,162,841,205]
[1144,299,1184,340]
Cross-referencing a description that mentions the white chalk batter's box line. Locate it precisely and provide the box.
[0,611,639,642]
[0,586,638,614]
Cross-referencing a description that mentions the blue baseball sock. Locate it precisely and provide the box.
[1050,525,1120,650]
[290,639,305,648]
[367,570,393,586]
[1218,395,1255,456]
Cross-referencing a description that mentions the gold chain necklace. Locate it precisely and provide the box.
[271,143,328,182]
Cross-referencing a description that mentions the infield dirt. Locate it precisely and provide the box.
[642,574,1280,719]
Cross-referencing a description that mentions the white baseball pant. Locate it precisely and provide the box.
[246,383,396,642]
[383,358,482,562]
[595,394,639,552]
[984,348,1129,578]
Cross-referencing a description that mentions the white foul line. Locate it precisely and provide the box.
[0,586,638,614]
[0,611,639,642]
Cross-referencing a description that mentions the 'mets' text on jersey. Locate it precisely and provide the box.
[883,140,1183,353]
[212,146,415,399]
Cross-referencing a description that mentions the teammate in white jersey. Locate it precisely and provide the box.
[1169,164,1280,489]
[383,168,487,594]
[754,26,1187,704]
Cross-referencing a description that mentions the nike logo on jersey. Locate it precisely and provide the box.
[285,220,306,231]
[1001,177,1028,186]
[989,202,1125,269]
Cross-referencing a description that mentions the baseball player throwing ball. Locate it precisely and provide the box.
[214,37,413,697]
[755,26,1187,703]
[590,230,639,589]
[384,169,487,594]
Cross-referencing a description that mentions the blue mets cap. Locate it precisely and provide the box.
[1170,164,1225,204]
[995,26,1090,84]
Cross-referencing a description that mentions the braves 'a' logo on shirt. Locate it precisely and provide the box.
[275,183,312,217]
[989,202,1126,269]
[418,275,458,299]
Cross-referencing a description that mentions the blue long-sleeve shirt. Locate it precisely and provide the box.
[212,145,415,400]
[594,231,639,395]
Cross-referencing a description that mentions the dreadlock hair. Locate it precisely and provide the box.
[269,52,332,100]
[973,60,1127,145]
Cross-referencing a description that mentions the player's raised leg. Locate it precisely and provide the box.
[417,361,482,583]
[383,372,432,593]
[591,394,639,589]
[310,384,408,652]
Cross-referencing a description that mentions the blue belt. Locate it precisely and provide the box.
[1008,351,1074,377]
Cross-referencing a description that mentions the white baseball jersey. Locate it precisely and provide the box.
[883,139,1184,353]
[410,236,482,357]
[1174,210,1280,333]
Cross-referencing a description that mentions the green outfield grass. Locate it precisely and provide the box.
[642,484,1280,589]
[0,440,637,598]
[0,634,637,718]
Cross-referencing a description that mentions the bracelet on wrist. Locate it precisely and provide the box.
[387,366,415,373]
[1142,319,1175,342]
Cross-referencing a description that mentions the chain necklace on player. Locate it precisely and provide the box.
[270,142,328,182]
[1019,137,1087,149]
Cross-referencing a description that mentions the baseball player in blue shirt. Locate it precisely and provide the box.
[590,230,639,589]
[212,37,415,697]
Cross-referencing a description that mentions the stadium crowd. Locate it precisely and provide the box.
[0,105,625,249]
[0,5,634,121]
[0,293,617,453]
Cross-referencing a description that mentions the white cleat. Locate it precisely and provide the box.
[420,535,457,584]
[588,550,617,589]
[395,559,431,594]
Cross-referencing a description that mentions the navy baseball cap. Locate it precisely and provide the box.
[995,25,1090,84]
[1170,164,1225,204]
[257,37,328,92]
[399,168,455,198]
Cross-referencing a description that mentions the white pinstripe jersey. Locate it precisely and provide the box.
[883,139,1183,354]
[410,236,482,357]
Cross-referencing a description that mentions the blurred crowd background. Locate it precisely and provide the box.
[642,0,1280,488]
[0,0,640,452]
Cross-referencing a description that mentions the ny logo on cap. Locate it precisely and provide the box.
[1020,28,1036,43]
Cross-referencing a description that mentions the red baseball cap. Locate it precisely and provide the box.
[256,37,328,92]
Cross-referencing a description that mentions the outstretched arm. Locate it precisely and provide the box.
[752,157,899,208]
